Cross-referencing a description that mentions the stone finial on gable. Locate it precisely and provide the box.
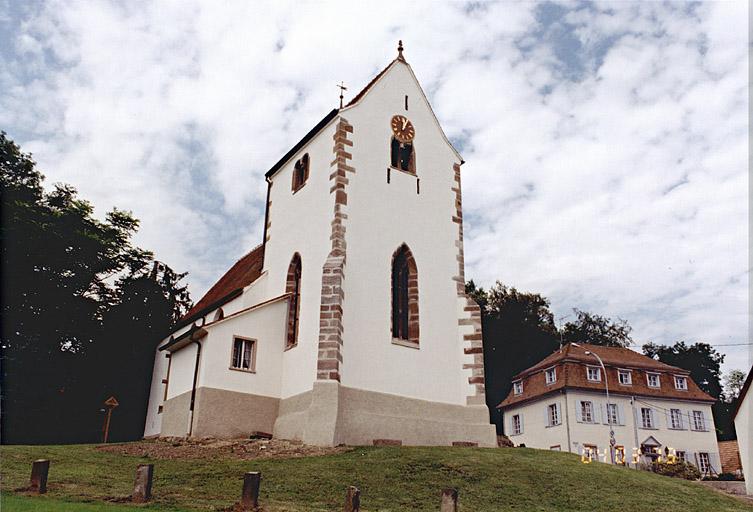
[397,40,406,62]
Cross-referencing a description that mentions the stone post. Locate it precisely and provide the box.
[240,471,261,510]
[343,485,360,512]
[132,464,154,503]
[29,459,50,494]
[440,488,458,512]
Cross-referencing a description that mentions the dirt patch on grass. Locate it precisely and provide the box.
[96,437,350,461]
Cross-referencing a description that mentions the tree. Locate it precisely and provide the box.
[560,308,633,347]
[642,341,734,440]
[470,281,559,433]
[723,369,747,402]
[1,132,191,443]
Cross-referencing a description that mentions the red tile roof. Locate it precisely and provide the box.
[181,244,265,322]
[498,343,715,409]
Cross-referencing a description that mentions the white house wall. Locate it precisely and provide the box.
[734,386,751,494]
[339,62,468,405]
[143,344,170,437]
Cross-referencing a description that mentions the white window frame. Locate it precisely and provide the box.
[618,369,632,385]
[674,375,688,390]
[676,450,686,462]
[641,407,655,429]
[545,367,557,385]
[511,414,522,435]
[230,336,257,372]
[548,403,561,426]
[580,401,594,423]
[606,403,618,425]
[586,366,601,382]
[698,452,711,475]
[646,372,661,388]
[513,380,523,395]
[692,410,706,431]
[669,408,684,429]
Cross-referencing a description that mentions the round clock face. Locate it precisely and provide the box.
[391,115,415,143]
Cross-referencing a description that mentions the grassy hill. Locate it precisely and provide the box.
[1,442,750,511]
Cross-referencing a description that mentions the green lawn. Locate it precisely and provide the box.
[1,443,750,511]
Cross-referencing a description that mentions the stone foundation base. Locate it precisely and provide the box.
[161,383,496,447]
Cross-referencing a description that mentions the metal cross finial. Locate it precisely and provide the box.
[397,40,404,61]
[337,81,347,108]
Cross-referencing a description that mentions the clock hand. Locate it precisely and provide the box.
[402,118,407,129]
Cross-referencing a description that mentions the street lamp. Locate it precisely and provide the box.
[572,343,616,464]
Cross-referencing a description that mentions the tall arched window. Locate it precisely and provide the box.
[390,137,415,174]
[286,254,302,348]
[391,244,419,344]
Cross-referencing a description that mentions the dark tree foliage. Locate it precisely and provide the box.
[561,308,633,347]
[1,132,191,444]
[468,281,559,433]
[642,341,734,441]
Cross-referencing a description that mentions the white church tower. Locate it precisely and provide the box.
[144,43,497,446]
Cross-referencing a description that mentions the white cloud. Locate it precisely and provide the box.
[0,0,748,372]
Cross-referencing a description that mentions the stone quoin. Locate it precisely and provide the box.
[143,43,497,447]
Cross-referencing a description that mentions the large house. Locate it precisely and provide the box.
[142,43,497,447]
[733,366,752,494]
[498,343,720,474]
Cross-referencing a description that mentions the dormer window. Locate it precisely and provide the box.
[586,366,601,382]
[513,380,523,395]
[647,373,660,388]
[618,369,632,385]
[545,367,556,385]
[292,153,309,192]
[674,375,688,390]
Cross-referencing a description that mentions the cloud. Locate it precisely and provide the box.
[0,0,748,372]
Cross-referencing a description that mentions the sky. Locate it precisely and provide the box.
[0,1,749,374]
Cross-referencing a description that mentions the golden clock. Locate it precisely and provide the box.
[391,115,415,143]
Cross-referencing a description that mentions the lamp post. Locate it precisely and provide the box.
[571,343,615,464]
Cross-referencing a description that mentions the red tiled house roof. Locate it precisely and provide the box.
[498,343,715,409]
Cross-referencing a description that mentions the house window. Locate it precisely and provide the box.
[545,367,556,384]
[647,373,660,388]
[698,452,711,475]
[583,444,597,462]
[692,410,706,431]
[292,153,309,192]
[618,370,632,385]
[286,254,302,348]
[390,137,415,173]
[641,407,655,428]
[391,244,418,344]
[676,450,686,462]
[513,380,523,395]
[674,376,688,390]
[615,446,626,465]
[670,409,684,429]
[547,403,561,426]
[586,366,601,382]
[231,337,256,371]
[511,414,522,435]
[580,401,594,423]
[606,403,618,425]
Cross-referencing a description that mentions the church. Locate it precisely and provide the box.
[143,43,497,447]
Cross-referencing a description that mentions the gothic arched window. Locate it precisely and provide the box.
[292,153,309,192]
[390,137,415,174]
[286,253,302,348]
[391,244,419,344]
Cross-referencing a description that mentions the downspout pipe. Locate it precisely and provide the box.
[261,177,272,269]
[188,339,202,437]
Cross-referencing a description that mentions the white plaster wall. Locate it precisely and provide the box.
[197,300,287,398]
[264,121,339,398]
[143,341,170,437]
[166,343,200,400]
[505,390,719,464]
[338,61,467,404]
[734,388,751,493]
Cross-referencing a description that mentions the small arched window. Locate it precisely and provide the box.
[292,153,309,192]
[286,254,302,348]
[390,138,415,174]
[391,244,418,344]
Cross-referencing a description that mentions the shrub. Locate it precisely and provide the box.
[652,460,701,480]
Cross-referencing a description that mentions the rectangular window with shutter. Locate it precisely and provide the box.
[547,403,560,426]
[670,409,683,429]
[580,401,594,423]
[606,403,618,425]
[692,410,706,431]
[641,407,654,428]
[511,414,522,435]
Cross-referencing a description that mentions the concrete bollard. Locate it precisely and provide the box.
[440,488,458,512]
[132,464,154,503]
[343,485,360,512]
[240,471,261,510]
[29,459,50,494]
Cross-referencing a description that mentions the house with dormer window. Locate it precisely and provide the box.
[498,343,720,473]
